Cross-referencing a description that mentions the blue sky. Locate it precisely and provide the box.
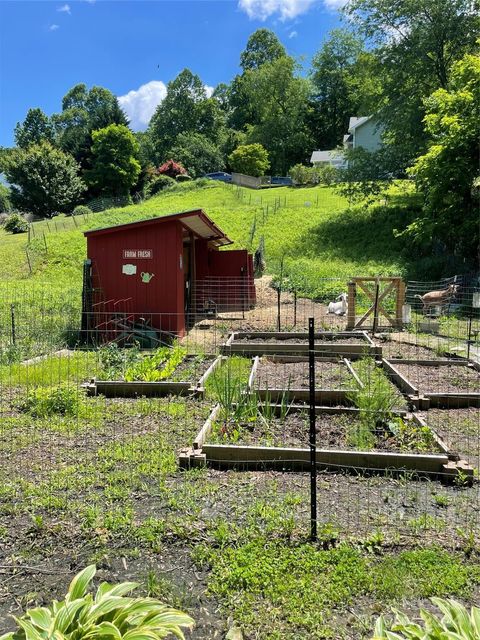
[0,0,343,147]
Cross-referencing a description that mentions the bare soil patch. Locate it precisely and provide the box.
[254,358,355,390]
[238,335,366,345]
[210,411,441,453]
[394,363,480,393]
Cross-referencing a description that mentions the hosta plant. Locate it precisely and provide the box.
[0,564,194,639]
[372,597,480,639]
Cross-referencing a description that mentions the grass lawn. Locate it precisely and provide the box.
[0,181,414,293]
[1,181,479,639]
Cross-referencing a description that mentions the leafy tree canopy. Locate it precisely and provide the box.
[240,28,286,72]
[228,143,270,177]
[149,69,224,163]
[4,142,85,217]
[345,0,480,165]
[14,108,55,149]
[405,50,480,262]
[168,132,224,178]
[85,124,140,198]
[53,84,128,164]
[310,29,382,149]
[243,56,312,174]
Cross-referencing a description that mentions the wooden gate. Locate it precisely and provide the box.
[346,277,405,330]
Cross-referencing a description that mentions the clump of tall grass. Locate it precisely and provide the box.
[348,357,401,449]
[18,384,82,417]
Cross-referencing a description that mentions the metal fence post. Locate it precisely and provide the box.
[309,317,317,542]
[277,287,281,331]
[10,304,16,346]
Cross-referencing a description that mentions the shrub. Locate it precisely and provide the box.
[4,142,86,217]
[228,143,269,177]
[289,163,311,186]
[72,204,92,217]
[289,164,340,186]
[18,384,80,417]
[372,597,480,639]
[317,164,340,186]
[3,212,28,234]
[0,564,194,640]
[144,174,175,198]
[157,159,187,179]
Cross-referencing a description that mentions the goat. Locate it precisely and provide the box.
[415,284,458,313]
[328,292,348,315]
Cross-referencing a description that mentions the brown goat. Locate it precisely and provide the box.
[415,284,458,312]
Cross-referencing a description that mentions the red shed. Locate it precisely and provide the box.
[82,209,255,339]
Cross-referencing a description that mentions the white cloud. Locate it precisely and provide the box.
[118,80,167,131]
[323,0,347,9]
[57,3,71,13]
[288,30,298,38]
[238,0,315,21]
[118,80,216,131]
[49,23,60,31]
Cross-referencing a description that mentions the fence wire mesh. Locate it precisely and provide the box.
[0,275,479,636]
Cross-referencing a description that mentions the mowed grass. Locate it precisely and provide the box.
[0,181,414,296]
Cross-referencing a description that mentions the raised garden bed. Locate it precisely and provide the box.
[381,341,452,361]
[248,355,360,404]
[420,407,480,470]
[393,362,480,394]
[85,354,221,398]
[180,403,472,478]
[221,331,380,358]
[382,358,480,409]
[208,406,441,455]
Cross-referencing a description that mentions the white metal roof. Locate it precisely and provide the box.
[310,150,345,164]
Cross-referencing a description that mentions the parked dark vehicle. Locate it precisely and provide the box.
[205,172,232,183]
[271,176,293,186]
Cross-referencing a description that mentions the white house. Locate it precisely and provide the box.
[310,115,383,167]
[343,116,383,153]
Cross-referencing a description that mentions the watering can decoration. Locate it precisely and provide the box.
[141,272,155,284]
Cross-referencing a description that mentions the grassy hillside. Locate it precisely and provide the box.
[0,181,415,297]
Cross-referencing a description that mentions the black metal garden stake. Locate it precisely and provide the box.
[309,317,317,541]
[10,304,16,346]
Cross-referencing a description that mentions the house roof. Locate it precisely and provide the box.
[348,116,371,132]
[84,209,233,247]
[310,150,345,163]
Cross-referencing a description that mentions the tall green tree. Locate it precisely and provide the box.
[405,51,480,263]
[85,124,141,198]
[168,132,223,178]
[229,29,286,131]
[53,84,128,165]
[14,108,55,149]
[309,30,381,149]
[148,69,223,163]
[345,0,480,166]
[240,28,286,72]
[4,142,85,217]
[243,56,312,174]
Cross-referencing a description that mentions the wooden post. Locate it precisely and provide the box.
[347,281,356,329]
[372,279,380,334]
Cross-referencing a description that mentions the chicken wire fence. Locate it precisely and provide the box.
[0,276,479,548]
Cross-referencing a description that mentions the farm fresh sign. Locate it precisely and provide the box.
[122,249,153,259]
